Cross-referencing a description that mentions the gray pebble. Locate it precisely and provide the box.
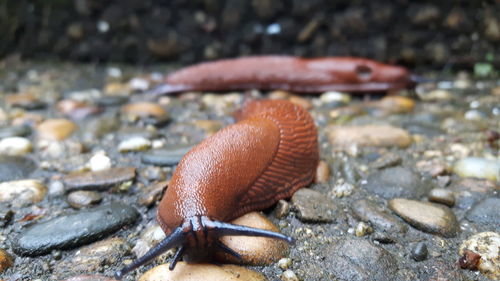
[411,242,428,261]
[370,153,402,169]
[291,188,336,223]
[274,199,290,219]
[12,203,139,256]
[63,167,136,191]
[67,190,103,209]
[141,145,192,166]
[465,198,500,229]
[95,95,128,106]
[363,167,430,199]
[351,199,407,233]
[0,155,36,182]
[0,125,31,138]
[428,188,455,207]
[389,198,459,237]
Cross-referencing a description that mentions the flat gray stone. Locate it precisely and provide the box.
[63,167,136,191]
[351,199,407,233]
[291,188,336,223]
[363,167,429,199]
[141,145,192,166]
[12,203,139,256]
[389,198,459,237]
[465,198,500,228]
[0,155,36,182]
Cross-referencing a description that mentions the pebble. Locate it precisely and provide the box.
[289,96,312,110]
[418,89,452,101]
[37,119,77,140]
[138,181,168,207]
[314,160,330,183]
[453,157,500,181]
[5,93,45,109]
[12,203,139,256]
[63,167,136,191]
[323,238,399,281]
[0,137,32,156]
[331,182,355,198]
[54,237,128,274]
[61,275,116,281]
[132,224,166,258]
[291,188,336,223]
[121,102,169,125]
[465,198,500,227]
[319,91,351,105]
[0,155,36,181]
[67,190,103,209]
[138,263,267,281]
[410,242,428,261]
[388,198,459,237]
[117,126,158,141]
[450,178,496,209]
[88,153,112,171]
[351,199,408,233]
[280,270,299,281]
[277,257,292,270]
[428,188,455,207]
[354,222,373,237]
[371,96,415,114]
[141,145,192,166]
[193,120,223,135]
[459,232,500,279]
[217,212,289,265]
[274,199,290,219]
[328,125,412,148]
[0,125,31,138]
[0,207,13,227]
[56,99,102,119]
[95,95,129,106]
[369,152,402,169]
[363,167,429,199]
[0,179,47,206]
[118,137,151,152]
[0,249,13,273]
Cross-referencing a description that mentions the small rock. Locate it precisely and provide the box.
[354,222,373,237]
[117,126,158,141]
[314,160,330,183]
[218,212,289,265]
[411,242,428,261]
[280,270,299,281]
[274,199,290,219]
[323,238,399,281]
[138,181,168,207]
[453,157,500,181]
[61,275,116,281]
[370,96,415,114]
[193,120,223,135]
[450,178,497,209]
[291,188,336,223]
[12,203,139,256]
[369,153,402,169]
[141,146,192,166]
[319,91,351,105]
[458,249,481,270]
[118,137,151,152]
[57,99,102,119]
[0,137,32,156]
[0,207,14,227]
[104,82,130,95]
[95,95,129,106]
[0,125,31,138]
[55,237,128,274]
[5,93,45,109]
[363,167,429,199]
[0,155,36,181]
[417,89,452,101]
[389,198,459,237]
[63,167,136,191]
[121,102,169,125]
[0,179,47,206]
[138,262,267,281]
[465,198,500,227]
[132,224,166,258]
[67,190,103,209]
[332,182,355,198]
[328,125,412,148]
[89,153,112,171]
[0,249,13,273]
[37,119,77,140]
[459,232,500,279]
[277,257,292,270]
[351,199,407,233]
[428,188,455,207]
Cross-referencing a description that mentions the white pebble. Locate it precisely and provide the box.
[320,91,351,104]
[118,137,151,152]
[453,157,500,181]
[89,152,112,171]
[355,222,373,237]
[277,258,292,270]
[281,270,299,281]
[0,137,32,156]
[129,77,150,91]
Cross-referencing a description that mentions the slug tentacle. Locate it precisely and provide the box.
[169,245,186,270]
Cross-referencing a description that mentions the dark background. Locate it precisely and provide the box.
[1,0,499,68]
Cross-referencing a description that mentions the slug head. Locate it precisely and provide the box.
[114,215,294,279]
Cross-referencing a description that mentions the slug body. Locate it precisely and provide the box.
[150,55,413,95]
[116,99,319,279]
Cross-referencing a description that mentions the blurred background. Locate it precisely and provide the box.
[1,0,499,69]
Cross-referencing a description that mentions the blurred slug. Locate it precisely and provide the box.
[148,55,415,96]
[115,99,319,279]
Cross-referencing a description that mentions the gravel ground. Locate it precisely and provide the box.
[0,60,498,281]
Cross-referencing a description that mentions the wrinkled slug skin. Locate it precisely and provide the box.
[157,99,319,232]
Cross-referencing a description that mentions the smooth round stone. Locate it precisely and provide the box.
[0,125,31,138]
[411,242,428,261]
[121,102,169,124]
[89,153,112,171]
[351,199,408,233]
[291,188,336,223]
[328,125,412,148]
[63,167,136,191]
[372,96,415,114]
[117,126,158,141]
[138,262,267,281]
[5,93,45,109]
[459,232,500,280]
[319,91,351,105]
[314,160,330,183]
[118,137,151,152]
[280,270,299,281]
[0,137,32,156]
[95,95,129,106]
[0,249,13,273]
[37,119,77,140]
[138,181,168,207]
[0,179,47,206]
[453,157,500,181]
[418,89,452,101]
[465,198,500,227]
[67,190,103,209]
[363,167,430,199]
[141,146,192,166]
[12,203,139,256]
[428,188,455,207]
[132,225,166,258]
[0,155,36,181]
[277,257,292,270]
[388,198,459,237]
[217,212,289,266]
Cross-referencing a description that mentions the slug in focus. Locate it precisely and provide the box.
[148,55,414,96]
[115,99,319,279]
